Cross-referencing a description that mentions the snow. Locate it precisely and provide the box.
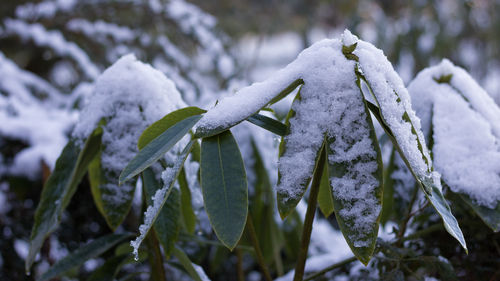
[4,19,100,80]
[66,19,136,43]
[355,39,434,183]
[408,59,500,208]
[72,54,186,238]
[0,51,76,178]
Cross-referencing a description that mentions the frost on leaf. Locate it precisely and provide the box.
[73,54,186,229]
[409,59,500,210]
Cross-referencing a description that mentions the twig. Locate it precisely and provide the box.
[246,214,273,281]
[303,256,357,281]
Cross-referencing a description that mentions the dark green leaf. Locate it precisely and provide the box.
[246,113,288,136]
[130,141,194,255]
[460,194,500,232]
[38,233,132,281]
[88,149,135,230]
[317,156,334,218]
[277,90,318,219]
[201,130,248,250]
[327,94,383,265]
[138,107,206,150]
[364,86,467,252]
[142,168,181,257]
[27,128,102,272]
[120,115,202,184]
[268,78,304,105]
[172,246,206,281]
[178,168,197,234]
[86,254,130,281]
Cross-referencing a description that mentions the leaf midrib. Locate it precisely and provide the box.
[217,134,230,210]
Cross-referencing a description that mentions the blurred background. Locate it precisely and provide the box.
[1,0,500,280]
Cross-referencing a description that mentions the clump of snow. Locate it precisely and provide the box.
[4,19,100,79]
[408,59,500,208]
[354,40,434,183]
[0,51,76,179]
[73,54,186,231]
[341,29,359,46]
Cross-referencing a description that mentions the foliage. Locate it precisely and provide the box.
[1,1,500,281]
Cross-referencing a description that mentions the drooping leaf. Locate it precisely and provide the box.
[142,168,181,257]
[363,82,467,252]
[27,128,102,272]
[268,78,304,105]
[130,141,194,259]
[88,149,136,230]
[38,233,132,281]
[246,113,288,136]
[317,155,334,218]
[178,168,197,234]
[460,194,500,232]
[201,130,248,250]
[138,107,206,150]
[277,90,320,219]
[327,93,384,265]
[172,246,208,281]
[86,254,130,281]
[120,115,202,184]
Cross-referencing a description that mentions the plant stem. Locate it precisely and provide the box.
[145,231,166,281]
[396,183,419,243]
[303,256,357,281]
[236,248,245,281]
[292,146,326,281]
[400,223,443,242]
[246,214,273,281]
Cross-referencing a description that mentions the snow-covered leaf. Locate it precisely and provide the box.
[142,168,180,257]
[130,140,194,260]
[355,42,466,251]
[27,128,102,273]
[409,59,500,232]
[200,130,248,250]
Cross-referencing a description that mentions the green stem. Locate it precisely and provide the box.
[246,214,273,281]
[396,183,419,243]
[292,145,326,281]
[236,248,245,281]
[303,256,357,281]
[145,231,166,281]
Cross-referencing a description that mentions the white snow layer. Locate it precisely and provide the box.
[408,59,500,208]
[73,54,186,221]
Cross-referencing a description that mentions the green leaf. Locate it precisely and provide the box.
[138,107,206,150]
[317,155,334,218]
[460,194,500,232]
[178,168,197,234]
[201,130,248,250]
[327,94,383,265]
[277,90,319,219]
[142,168,181,257]
[380,148,396,225]
[120,115,202,184]
[27,128,102,272]
[130,141,194,257]
[246,113,288,136]
[86,254,130,281]
[88,149,136,230]
[365,94,467,252]
[268,78,304,105]
[172,246,207,281]
[38,233,132,281]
